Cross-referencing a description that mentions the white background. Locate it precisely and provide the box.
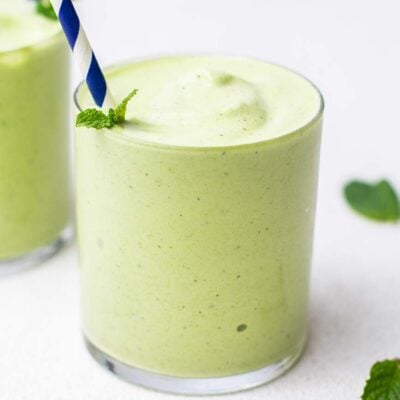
[1,0,400,399]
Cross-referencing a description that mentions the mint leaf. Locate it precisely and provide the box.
[76,109,113,130]
[76,89,138,130]
[35,1,58,20]
[344,180,400,222]
[361,360,400,399]
[114,89,138,122]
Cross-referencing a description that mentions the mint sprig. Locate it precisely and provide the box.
[76,89,138,130]
[34,1,58,20]
[344,180,400,222]
[361,360,400,399]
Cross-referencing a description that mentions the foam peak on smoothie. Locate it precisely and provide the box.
[146,69,266,136]
[0,0,59,52]
[78,56,322,147]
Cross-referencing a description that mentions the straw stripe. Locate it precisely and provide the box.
[74,28,92,76]
[87,54,108,107]
[58,0,79,48]
[49,0,114,109]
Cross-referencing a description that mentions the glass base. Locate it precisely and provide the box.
[0,226,73,276]
[85,337,303,395]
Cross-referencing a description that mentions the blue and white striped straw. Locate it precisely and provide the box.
[49,0,115,109]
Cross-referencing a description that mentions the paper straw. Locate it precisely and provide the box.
[49,0,115,109]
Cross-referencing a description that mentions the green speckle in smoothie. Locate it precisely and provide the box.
[237,324,247,332]
[215,73,234,86]
[96,237,104,249]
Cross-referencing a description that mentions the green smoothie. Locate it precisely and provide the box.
[76,57,323,384]
[0,1,70,262]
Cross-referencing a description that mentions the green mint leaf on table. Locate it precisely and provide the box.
[361,360,400,399]
[76,89,138,130]
[35,1,58,20]
[344,180,400,222]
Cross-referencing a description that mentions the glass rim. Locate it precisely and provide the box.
[0,26,63,56]
[73,54,325,152]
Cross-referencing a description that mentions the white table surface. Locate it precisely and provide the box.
[1,0,400,399]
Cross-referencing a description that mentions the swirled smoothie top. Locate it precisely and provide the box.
[0,0,59,52]
[78,57,322,147]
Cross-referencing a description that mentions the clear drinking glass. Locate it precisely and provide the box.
[75,57,324,395]
[0,29,71,273]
